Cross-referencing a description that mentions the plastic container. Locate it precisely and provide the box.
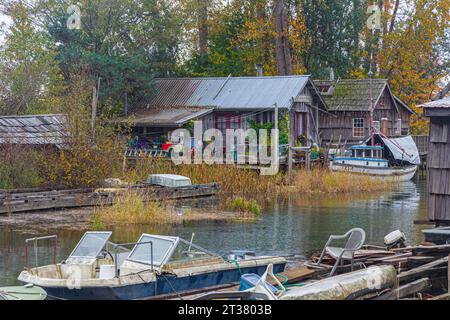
[238,273,278,292]
[147,174,192,188]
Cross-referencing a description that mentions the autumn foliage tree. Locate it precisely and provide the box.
[377,0,450,134]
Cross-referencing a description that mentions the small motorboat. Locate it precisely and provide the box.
[422,227,450,245]
[18,231,286,300]
[330,135,420,182]
[0,284,47,300]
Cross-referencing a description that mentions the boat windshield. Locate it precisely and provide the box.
[69,231,112,259]
[167,238,219,264]
[126,234,178,266]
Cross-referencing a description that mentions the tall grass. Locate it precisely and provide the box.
[291,168,390,194]
[93,191,169,225]
[91,190,257,227]
[126,159,283,199]
[125,159,390,199]
[226,197,261,217]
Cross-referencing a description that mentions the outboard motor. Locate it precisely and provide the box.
[384,230,406,249]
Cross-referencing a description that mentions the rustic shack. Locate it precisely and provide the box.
[123,76,328,146]
[0,114,68,149]
[314,79,415,146]
[423,96,450,226]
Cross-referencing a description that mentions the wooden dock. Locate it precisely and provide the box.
[0,183,220,214]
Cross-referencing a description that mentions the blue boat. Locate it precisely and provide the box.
[18,232,286,300]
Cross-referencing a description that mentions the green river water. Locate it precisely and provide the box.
[0,179,428,286]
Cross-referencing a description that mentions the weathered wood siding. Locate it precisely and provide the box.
[427,116,450,223]
[319,111,370,145]
[319,87,411,146]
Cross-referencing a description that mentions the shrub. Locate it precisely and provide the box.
[227,197,261,217]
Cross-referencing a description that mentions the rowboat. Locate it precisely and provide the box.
[18,232,286,300]
[0,284,47,300]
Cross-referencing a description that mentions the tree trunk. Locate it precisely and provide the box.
[388,0,400,33]
[274,0,293,75]
[256,0,270,67]
[198,0,208,57]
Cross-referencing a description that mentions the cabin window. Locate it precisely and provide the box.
[353,118,365,137]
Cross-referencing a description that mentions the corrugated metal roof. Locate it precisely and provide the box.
[0,114,68,147]
[421,96,450,109]
[134,75,313,111]
[128,107,213,127]
[314,79,389,111]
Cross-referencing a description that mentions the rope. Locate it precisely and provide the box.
[157,273,184,300]
[274,273,305,289]
[229,259,242,275]
[275,273,288,285]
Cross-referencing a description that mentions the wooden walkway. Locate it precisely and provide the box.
[0,183,220,214]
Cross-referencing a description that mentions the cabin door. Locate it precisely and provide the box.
[381,118,389,136]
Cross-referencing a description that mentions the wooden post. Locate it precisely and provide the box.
[306,150,311,170]
[274,103,279,170]
[122,154,127,175]
[274,103,278,132]
[288,108,295,182]
[91,78,100,142]
[91,86,97,142]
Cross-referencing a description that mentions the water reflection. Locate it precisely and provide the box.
[0,179,427,285]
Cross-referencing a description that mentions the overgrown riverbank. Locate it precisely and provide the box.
[91,191,260,228]
[126,160,391,198]
[0,150,392,226]
[88,161,390,228]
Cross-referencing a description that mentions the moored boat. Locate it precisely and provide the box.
[18,232,286,300]
[0,284,47,300]
[330,134,420,181]
[422,227,450,245]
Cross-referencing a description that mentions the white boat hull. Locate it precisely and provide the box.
[330,162,417,182]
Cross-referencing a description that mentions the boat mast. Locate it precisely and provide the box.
[369,52,375,147]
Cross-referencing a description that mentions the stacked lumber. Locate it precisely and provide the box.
[309,244,450,300]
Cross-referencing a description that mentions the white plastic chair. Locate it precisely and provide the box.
[317,228,366,276]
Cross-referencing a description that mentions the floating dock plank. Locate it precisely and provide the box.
[272,267,316,285]
[0,183,220,214]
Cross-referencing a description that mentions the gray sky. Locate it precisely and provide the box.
[0,14,12,43]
